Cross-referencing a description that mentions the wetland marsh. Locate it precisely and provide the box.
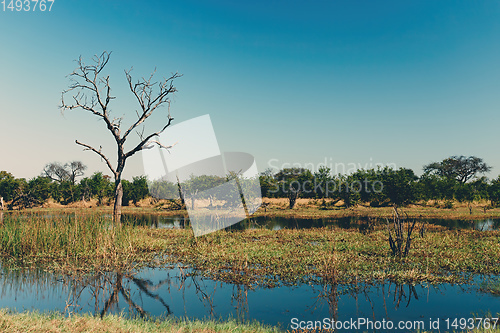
[0,208,499,331]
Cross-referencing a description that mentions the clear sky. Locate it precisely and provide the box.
[1,0,499,180]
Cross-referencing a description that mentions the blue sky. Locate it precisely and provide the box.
[1,0,499,180]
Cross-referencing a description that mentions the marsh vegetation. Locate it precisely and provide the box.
[0,210,499,331]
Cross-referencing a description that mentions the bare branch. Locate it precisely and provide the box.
[142,140,178,151]
[61,51,120,143]
[122,69,182,141]
[124,116,175,159]
[75,140,116,175]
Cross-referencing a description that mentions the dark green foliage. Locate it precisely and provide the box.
[488,176,500,207]
[89,172,113,205]
[121,180,132,206]
[28,177,52,203]
[77,177,92,201]
[336,174,360,207]
[379,167,418,206]
[0,171,22,202]
[259,169,278,198]
[130,176,150,205]
[350,169,382,203]
[313,166,332,199]
[424,155,491,183]
[274,168,314,208]
[121,176,156,206]
[55,180,78,204]
[9,176,51,209]
[257,160,494,208]
[148,179,179,200]
[415,174,457,201]
[0,154,496,209]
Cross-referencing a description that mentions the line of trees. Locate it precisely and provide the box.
[260,156,500,210]
[2,155,500,211]
[0,162,149,210]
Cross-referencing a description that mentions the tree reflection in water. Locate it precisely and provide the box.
[62,267,250,320]
[309,280,426,325]
[0,264,496,328]
[63,270,173,318]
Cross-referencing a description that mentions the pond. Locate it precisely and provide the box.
[120,213,500,232]
[2,211,498,231]
[0,265,499,332]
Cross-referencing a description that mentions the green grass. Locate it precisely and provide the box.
[0,309,281,333]
[0,212,156,272]
[151,226,500,286]
[2,309,498,333]
[1,212,499,286]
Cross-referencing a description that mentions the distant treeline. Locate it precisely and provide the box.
[260,166,500,209]
[260,156,499,209]
[1,156,499,210]
[0,171,149,209]
[0,170,256,210]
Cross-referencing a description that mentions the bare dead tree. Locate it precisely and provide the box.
[42,161,87,190]
[67,161,87,184]
[61,51,181,224]
[42,162,71,182]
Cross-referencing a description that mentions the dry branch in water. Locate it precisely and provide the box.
[387,206,421,258]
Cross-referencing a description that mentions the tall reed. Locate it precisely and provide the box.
[0,213,134,271]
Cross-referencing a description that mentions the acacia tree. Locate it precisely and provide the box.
[66,161,88,184]
[61,51,181,224]
[42,162,71,182]
[423,155,491,184]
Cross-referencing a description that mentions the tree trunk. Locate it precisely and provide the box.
[288,190,298,209]
[113,176,123,225]
[176,175,185,207]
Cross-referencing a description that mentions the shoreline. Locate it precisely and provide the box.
[10,197,500,220]
[0,309,281,333]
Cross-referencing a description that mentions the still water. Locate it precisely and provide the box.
[121,214,500,232]
[0,264,499,332]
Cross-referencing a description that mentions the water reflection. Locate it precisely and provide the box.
[0,265,498,331]
[2,211,498,232]
[120,213,500,232]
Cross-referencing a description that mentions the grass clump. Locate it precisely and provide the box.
[0,212,159,272]
[0,309,281,333]
[150,227,500,286]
